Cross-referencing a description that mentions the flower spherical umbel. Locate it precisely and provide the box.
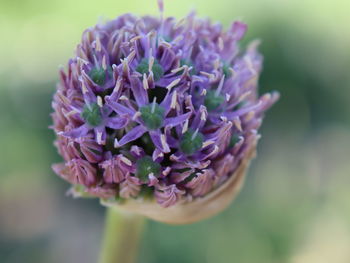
[51,2,279,224]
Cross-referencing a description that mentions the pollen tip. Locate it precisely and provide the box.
[114,138,120,148]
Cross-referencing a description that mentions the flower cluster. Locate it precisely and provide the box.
[51,4,278,207]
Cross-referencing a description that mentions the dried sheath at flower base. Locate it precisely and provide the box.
[51,1,279,224]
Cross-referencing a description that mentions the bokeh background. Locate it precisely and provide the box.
[1,0,350,262]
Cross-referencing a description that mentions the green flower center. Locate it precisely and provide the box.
[204,90,225,111]
[81,103,102,127]
[136,58,164,81]
[229,134,240,148]
[136,156,161,182]
[180,129,204,155]
[222,62,232,78]
[140,101,165,130]
[89,67,107,86]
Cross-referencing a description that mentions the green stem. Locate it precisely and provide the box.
[98,207,145,263]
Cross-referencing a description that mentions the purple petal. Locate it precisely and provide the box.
[231,21,247,41]
[116,125,147,147]
[163,112,191,127]
[130,76,148,106]
[77,137,103,163]
[105,99,136,116]
[60,124,89,139]
[159,46,176,72]
[224,101,262,119]
[185,169,215,197]
[155,184,185,207]
[105,116,128,129]
[191,105,207,130]
[119,175,141,198]
[149,130,170,153]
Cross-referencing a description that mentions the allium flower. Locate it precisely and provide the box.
[51,1,278,224]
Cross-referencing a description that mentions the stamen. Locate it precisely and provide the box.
[170,91,177,109]
[202,140,215,148]
[93,54,99,67]
[81,80,88,94]
[119,95,129,101]
[245,111,255,121]
[220,116,228,122]
[154,151,164,160]
[114,77,122,93]
[122,59,128,73]
[142,74,149,90]
[171,66,186,74]
[101,55,107,70]
[114,138,120,148]
[120,156,132,166]
[64,110,79,118]
[226,93,231,101]
[57,92,70,105]
[126,50,136,62]
[130,35,142,42]
[97,96,103,107]
[170,154,180,162]
[162,166,171,176]
[148,48,154,70]
[149,57,155,73]
[187,66,194,75]
[214,59,220,70]
[166,78,181,91]
[132,111,141,120]
[174,18,185,29]
[173,35,184,43]
[161,134,170,152]
[201,89,207,96]
[182,119,189,134]
[96,131,103,144]
[95,36,102,52]
[233,117,242,131]
[215,75,225,97]
[151,97,157,113]
[238,91,251,102]
[200,71,215,80]
[209,145,219,157]
[148,30,157,39]
[191,128,199,141]
[200,109,207,121]
[76,57,88,66]
[161,41,172,48]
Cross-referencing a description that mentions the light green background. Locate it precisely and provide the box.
[1,0,350,262]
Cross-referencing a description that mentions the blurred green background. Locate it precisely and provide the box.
[1,0,350,262]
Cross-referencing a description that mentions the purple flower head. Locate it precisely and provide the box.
[51,1,278,209]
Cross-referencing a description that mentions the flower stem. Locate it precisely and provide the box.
[98,207,145,263]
